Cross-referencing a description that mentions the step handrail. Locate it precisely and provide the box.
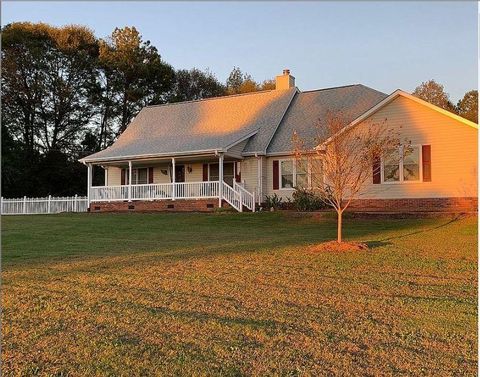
[221,181,242,212]
[233,181,255,212]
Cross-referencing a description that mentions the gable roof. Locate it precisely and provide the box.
[81,88,296,163]
[265,84,388,154]
[316,89,479,150]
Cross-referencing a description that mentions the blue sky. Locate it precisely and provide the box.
[2,1,477,102]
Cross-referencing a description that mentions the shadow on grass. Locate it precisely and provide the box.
[3,212,470,268]
[368,214,464,245]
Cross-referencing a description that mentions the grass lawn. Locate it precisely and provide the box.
[2,212,477,376]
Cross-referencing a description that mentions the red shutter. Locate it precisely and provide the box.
[235,162,241,182]
[202,164,209,181]
[422,145,431,182]
[372,157,381,184]
[273,160,279,190]
[121,168,126,185]
[148,167,154,183]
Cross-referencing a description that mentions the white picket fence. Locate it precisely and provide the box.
[1,195,88,215]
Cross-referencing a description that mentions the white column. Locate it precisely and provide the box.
[48,195,51,213]
[74,194,78,212]
[87,163,92,210]
[171,157,176,200]
[257,156,261,204]
[128,161,132,202]
[218,154,224,207]
[104,167,108,186]
[23,195,27,214]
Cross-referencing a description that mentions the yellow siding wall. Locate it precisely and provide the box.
[185,163,204,182]
[359,96,477,199]
[265,96,478,201]
[107,162,207,185]
[106,167,122,186]
[240,157,259,194]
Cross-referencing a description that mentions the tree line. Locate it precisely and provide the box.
[413,80,477,123]
[2,22,477,198]
[1,22,275,197]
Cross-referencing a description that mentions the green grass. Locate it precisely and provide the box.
[2,212,477,375]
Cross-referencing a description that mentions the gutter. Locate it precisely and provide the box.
[79,148,224,164]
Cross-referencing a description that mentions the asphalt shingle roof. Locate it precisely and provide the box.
[82,84,388,162]
[266,85,388,154]
[83,88,296,162]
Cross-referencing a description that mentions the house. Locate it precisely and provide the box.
[80,70,478,213]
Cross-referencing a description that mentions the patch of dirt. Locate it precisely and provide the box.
[308,241,370,253]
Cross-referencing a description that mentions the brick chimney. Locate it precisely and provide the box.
[275,69,295,90]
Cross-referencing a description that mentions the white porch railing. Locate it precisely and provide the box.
[91,185,129,202]
[234,181,255,212]
[1,195,88,215]
[90,180,254,212]
[131,183,173,200]
[174,181,219,199]
[222,181,242,212]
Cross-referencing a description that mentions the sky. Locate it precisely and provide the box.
[2,1,477,102]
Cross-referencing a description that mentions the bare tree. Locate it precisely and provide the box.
[293,112,401,243]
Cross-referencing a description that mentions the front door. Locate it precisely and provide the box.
[175,165,185,183]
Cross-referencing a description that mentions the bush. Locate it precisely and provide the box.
[265,193,282,210]
[292,188,327,211]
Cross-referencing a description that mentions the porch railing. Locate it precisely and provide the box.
[234,181,255,212]
[91,185,129,202]
[174,181,219,199]
[91,181,220,202]
[89,180,254,212]
[131,183,173,200]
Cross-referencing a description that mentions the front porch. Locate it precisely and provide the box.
[85,154,256,212]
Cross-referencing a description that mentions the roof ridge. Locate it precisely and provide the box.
[145,88,288,109]
[300,84,361,94]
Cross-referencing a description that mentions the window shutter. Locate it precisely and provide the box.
[372,157,381,184]
[148,167,154,184]
[422,145,431,182]
[202,164,209,181]
[273,160,279,190]
[121,169,126,185]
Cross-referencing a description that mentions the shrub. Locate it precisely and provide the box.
[292,188,327,211]
[265,193,282,210]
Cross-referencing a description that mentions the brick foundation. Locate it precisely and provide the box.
[89,199,231,213]
[347,197,478,213]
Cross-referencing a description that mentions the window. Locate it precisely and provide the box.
[403,146,420,181]
[209,163,234,186]
[280,160,294,188]
[295,160,308,188]
[126,168,149,185]
[382,146,421,183]
[279,159,311,189]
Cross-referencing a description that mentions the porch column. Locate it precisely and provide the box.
[171,157,176,200]
[87,163,92,210]
[104,166,108,186]
[218,154,224,207]
[257,156,262,204]
[128,160,132,202]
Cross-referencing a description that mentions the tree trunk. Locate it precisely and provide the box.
[337,210,342,243]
